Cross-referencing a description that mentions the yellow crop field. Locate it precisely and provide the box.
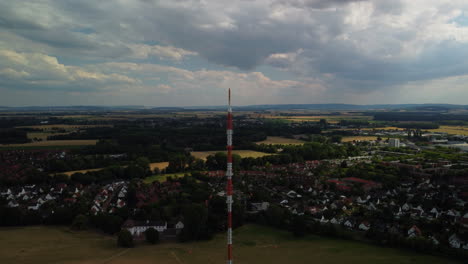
[342,136,379,142]
[59,168,104,177]
[191,150,273,160]
[256,136,305,145]
[1,140,98,147]
[150,162,169,171]
[428,125,468,136]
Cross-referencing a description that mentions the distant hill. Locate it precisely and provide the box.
[1,104,467,112]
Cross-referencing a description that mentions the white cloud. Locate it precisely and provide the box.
[128,44,197,61]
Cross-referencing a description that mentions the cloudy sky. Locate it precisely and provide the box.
[1,0,468,106]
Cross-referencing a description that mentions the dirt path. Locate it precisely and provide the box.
[170,251,183,264]
[101,248,130,263]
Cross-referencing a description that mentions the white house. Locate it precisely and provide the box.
[344,220,353,229]
[359,221,370,231]
[123,220,167,237]
[407,225,421,238]
[449,234,462,249]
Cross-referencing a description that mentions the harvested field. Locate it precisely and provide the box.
[150,162,169,171]
[342,136,379,142]
[0,225,459,264]
[428,125,468,136]
[256,136,305,145]
[191,150,273,160]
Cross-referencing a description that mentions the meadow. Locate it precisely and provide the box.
[255,136,305,145]
[143,173,187,184]
[0,225,460,264]
[191,150,273,160]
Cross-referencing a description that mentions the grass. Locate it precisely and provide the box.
[16,124,112,131]
[256,136,305,145]
[0,145,88,151]
[0,225,460,264]
[342,136,379,142]
[143,173,186,184]
[191,150,273,160]
[0,140,98,147]
[428,125,468,136]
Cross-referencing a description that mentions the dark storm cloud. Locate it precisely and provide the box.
[1,0,468,105]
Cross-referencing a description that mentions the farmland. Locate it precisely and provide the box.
[0,139,98,147]
[256,136,305,145]
[191,150,273,160]
[59,162,169,177]
[342,136,379,142]
[150,161,169,171]
[0,225,459,264]
[428,125,468,136]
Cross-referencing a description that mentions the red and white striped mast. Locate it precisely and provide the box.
[226,88,234,264]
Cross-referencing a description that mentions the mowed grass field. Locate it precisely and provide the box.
[342,136,379,142]
[0,225,460,264]
[143,173,186,184]
[191,150,273,160]
[428,125,468,136]
[256,136,305,145]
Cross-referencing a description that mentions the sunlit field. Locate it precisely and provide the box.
[191,150,273,160]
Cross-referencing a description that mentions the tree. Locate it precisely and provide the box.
[145,228,160,244]
[71,214,88,230]
[117,229,134,248]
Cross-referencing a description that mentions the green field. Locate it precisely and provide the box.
[143,173,186,184]
[0,225,459,264]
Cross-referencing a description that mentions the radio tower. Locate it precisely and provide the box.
[226,88,234,264]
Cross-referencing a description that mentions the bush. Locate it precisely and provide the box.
[145,228,160,244]
[117,229,134,248]
[71,214,88,230]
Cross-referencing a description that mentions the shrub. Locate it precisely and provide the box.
[117,229,134,248]
[145,228,160,244]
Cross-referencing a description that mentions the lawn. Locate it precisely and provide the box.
[191,150,273,160]
[256,136,305,145]
[0,225,460,264]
